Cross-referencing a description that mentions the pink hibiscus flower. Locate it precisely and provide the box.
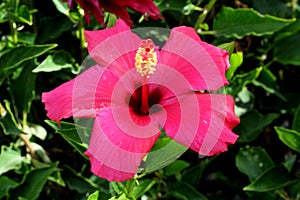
[42,20,239,182]
[63,0,162,26]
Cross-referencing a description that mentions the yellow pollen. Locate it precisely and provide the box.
[135,39,158,78]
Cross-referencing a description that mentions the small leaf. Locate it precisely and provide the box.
[9,162,58,200]
[52,0,70,16]
[236,146,274,181]
[275,127,300,153]
[292,103,300,132]
[243,165,296,192]
[235,111,279,143]
[218,41,235,55]
[213,7,293,38]
[0,145,27,175]
[226,52,243,80]
[33,50,76,73]
[88,191,99,200]
[165,160,190,176]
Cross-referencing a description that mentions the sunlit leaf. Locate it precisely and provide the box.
[275,127,300,153]
[227,52,243,80]
[213,7,293,38]
[0,145,27,175]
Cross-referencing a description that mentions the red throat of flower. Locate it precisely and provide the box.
[135,39,158,114]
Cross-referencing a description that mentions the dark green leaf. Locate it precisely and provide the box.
[0,176,18,199]
[218,41,235,55]
[166,182,207,200]
[235,111,279,143]
[213,7,293,38]
[9,60,37,113]
[283,154,297,173]
[228,67,262,96]
[9,162,58,200]
[133,179,156,198]
[0,100,25,135]
[275,127,300,153]
[165,160,190,176]
[243,165,296,192]
[45,120,88,156]
[236,146,274,181]
[182,158,211,186]
[274,33,300,66]
[157,0,187,13]
[253,0,292,18]
[63,165,98,194]
[35,15,73,44]
[292,103,300,132]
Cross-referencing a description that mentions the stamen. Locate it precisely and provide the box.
[135,39,158,78]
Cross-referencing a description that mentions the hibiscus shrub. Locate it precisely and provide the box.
[1,0,300,199]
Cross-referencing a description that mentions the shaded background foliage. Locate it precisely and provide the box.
[1,0,300,199]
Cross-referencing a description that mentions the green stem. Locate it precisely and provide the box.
[9,20,18,45]
[194,0,218,30]
[126,178,136,198]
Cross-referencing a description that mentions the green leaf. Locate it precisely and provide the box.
[243,165,297,192]
[133,179,156,198]
[228,67,262,96]
[63,165,98,194]
[274,33,300,66]
[292,103,300,132]
[139,138,187,173]
[35,15,73,44]
[274,127,300,153]
[33,50,76,73]
[166,182,207,200]
[0,44,57,84]
[0,100,25,135]
[0,176,18,199]
[9,60,37,113]
[236,146,274,181]
[0,145,27,175]
[283,154,297,173]
[157,0,187,13]
[226,52,243,80]
[9,162,58,200]
[165,160,190,176]
[253,67,286,101]
[213,7,294,38]
[182,158,211,186]
[45,120,88,156]
[253,0,292,18]
[218,41,235,55]
[88,191,99,200]
[235,111,279,143]
[52,0,70,16]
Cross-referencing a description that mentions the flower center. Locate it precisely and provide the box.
[135,39,158,78]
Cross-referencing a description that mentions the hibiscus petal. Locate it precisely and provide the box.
[85,109,160,181]
[42,66,104,123]
[162,93,239,156]
[76,0,104,24]
[160,26,230,91]
[84,20,141,72]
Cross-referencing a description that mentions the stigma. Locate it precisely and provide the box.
[135,39,158,78]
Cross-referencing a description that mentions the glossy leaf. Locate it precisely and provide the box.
[236,146,274,181]
[166,182,207,200]
[213,7,293,38]
[33,50,76,73]
[165,160,190,176]
[253,0,292,18]
[235,111,279,143]
[275,127,300,153]
[9,162,58,200]
[243,165,296,192]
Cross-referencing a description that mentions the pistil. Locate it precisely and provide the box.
[140,81,149,115]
